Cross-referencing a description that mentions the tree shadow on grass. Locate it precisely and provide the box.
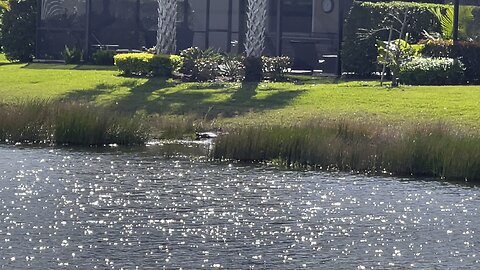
[58,78,304,118]
[22,63,117,71]
[123,80,304,118]
[59,79,177,109]
[210,81,304,118]
[58,83,121,102]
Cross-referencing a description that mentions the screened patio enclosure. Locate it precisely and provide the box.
[36,0,244,58]
[36,0,350,74]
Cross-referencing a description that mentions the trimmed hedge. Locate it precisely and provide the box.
[343,1,447,76]
[422,40,480,84]
[114,53,152,75]
[400,57,465,85]
[114,53,182,77]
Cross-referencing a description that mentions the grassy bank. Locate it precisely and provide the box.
[3,57,480,180]
[2,60,480,129]
[213,121,480,182]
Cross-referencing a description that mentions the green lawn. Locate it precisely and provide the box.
[1,58,480,128]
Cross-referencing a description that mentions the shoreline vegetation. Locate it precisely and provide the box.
[214,121,480,182]
[2,101,480,182]
[2,60,480,182]
[0,101,149,146]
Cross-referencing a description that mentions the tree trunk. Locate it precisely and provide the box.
[156,0,177,54]
[244,0,267,57]
[391,11,408,88]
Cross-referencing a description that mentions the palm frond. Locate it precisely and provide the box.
[0,0,10,11]
[430,7,454,40]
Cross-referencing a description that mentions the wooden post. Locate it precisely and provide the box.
[35,0,42,59]
[453,0,460,42]
[85,0,91,60]
[337,0,344,77]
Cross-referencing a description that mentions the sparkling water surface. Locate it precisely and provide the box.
[0,145,479,269]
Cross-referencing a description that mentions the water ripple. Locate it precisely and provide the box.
[0,145,479,269]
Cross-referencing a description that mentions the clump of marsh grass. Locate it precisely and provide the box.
[0,100,53,143]
[212,120,480,182]
[149,115,199,139]
[0,101,149,146]
[53,103,148,146]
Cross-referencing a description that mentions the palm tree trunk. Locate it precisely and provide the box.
[244,0,267,57]
[156,0,177,54]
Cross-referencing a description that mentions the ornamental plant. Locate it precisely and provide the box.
[114,53,180,77]
[399,57,465,85]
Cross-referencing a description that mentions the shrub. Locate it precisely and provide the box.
[219,54,245,81]
[421,39,452,58]
[243,56,263,82]
[92,50,116,65]
[114,53,154,76]
[399,57,465,85]
[63,46,82,64]
[193,58,219,81]
[114,53,180,77]
[150,54,174,77]
[451,42,480,85]
[342,1,447,76]
[262,56,291,81]
[0,0,36,62]
[170,54,183,73]
[179,47,202,75]
[422,40,480,84]
[179,47,222,81]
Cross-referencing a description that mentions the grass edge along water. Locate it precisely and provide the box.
[0,100,149,146]
[212,120,480,182]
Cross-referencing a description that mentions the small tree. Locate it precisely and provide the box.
[359,10,411,87]
[156,0,177,55]
[0,0,36,62]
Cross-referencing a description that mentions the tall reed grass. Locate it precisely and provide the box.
[212,120,480,182]
[149,115,208,140]
[0,101,149,146]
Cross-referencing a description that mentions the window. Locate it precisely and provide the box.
[281,0,312,33]
[40,0,87,28]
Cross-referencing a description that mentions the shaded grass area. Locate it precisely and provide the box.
[213,121,480,182]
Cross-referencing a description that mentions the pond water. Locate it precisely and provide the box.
[0,144,479,269]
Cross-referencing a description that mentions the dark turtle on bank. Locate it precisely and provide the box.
[195,132,218,140]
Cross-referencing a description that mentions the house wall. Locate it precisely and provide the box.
[312,0,339,34]
[36,0,350,73]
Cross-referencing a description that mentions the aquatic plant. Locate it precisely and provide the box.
[212,120,480,182]
[149,114,202,140]
[0,100,52,143]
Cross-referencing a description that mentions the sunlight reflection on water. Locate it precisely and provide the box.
[0,145,479,269]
